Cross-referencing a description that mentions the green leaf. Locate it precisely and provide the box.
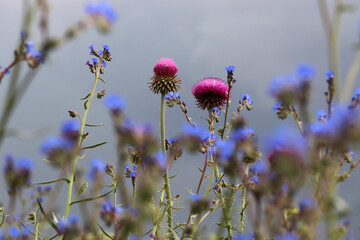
[97,223,114,239]
[84,100,88,110]
[33,177,70,185]
[72,182,88,202]
[48,234,59,240]
[0,214,4,228]
[36,197,60,233]
[85,123,105,127]
[169,175,177,179]
[70,189,113,206]
[82,141,107,150]
[18,219,35,237]
[98,77,107,84]
[80,93,91,100]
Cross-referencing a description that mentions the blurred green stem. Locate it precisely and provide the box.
[240,164,249,232]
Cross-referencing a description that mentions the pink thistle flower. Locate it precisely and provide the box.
[192,77,230,110]
[149,58,181,95]
[153,58,178,78]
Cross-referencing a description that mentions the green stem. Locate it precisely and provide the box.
[63,57,102,221]
[34,213,39,240]
[208,110,233,239]
[160,94,173,238]
[132,164,140,208]
[240,164,249,233]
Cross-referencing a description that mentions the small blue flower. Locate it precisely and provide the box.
[216,139,234,162]
[102,60,107,68]
[326,70,334,79]
[85,1,117,23]
[231,127,254,142]
[155,151,166,169]
[20,31,28,41]
[105,95,126,112]
[317,109,326,120]
[15,158,34,171]
[225,65,235,72]
[40,136,73,155]
[211,107,221,115]
[164,91,174,100]
[353,88,360,99]
[191,194,200,201]
[299,197,315,211]
[89,45,94,50]
[242,94,253,104]
[249,175,260,185]
[130,172,137,177]
[103,45,110,50]
[92,58,98,64]
[8,226,19,238]
[61,120,80,136]
[272,102,282,111]
[25,41,34,53]
[249,161,267,175]
[88,158,106,180]
[297,64,315,81]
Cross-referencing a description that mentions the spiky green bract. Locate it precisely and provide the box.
[148,75,182,95]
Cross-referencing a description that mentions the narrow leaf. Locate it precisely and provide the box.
[98,77,107,84]
[36,197,60,233]
[72,182,88,202]
[97,223,114,239]
[33,177,70,185]
[0,214,4,228]
[82,141,107,150]
[48,234,59,240]
[84,100,88,110]
[85,123,105,127]
[18,219,35,236]
[80,93,91,100]
[70,189,113,206]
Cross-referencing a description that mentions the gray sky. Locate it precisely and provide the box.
[1,0,360,236]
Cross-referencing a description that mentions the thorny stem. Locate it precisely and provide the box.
[160,94,174,238]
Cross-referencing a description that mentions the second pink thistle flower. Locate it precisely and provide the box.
[192,77,230,110]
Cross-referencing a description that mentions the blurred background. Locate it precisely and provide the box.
[0,0,360,237]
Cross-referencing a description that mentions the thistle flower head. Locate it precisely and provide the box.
[192,77,229,110]
[153,58,178,78]
[149,58,181,95]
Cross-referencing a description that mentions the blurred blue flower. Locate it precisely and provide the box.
[326,70,334,79]
[61,120,80,136]
[191,194,200,201]
[88,158,106,180]
[249,175,260,185]
[297,64,315,81]
[155,151,166,169]
[249,161,267,175]
[85,1,117,23]
[40,136,73,155]
[15,158,34,171]
[8,226,19,238]
[317,109,326,120]
[234,232,255,240]
[105,95,126,112]
[211,107,221,115]
[275,233,299,240]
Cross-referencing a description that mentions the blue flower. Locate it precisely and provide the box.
[353,88,360,99]
[275,233,299,240]
[297,64,315,81]
[191,194,200,201]
[299,197,315,211]
[155,151,166,169]
[249,161,267,175]
[25,41,34,53]
[103,45,109,50]
[326,70,334,79]
[130,172,137,177]
[105,95,126,112]
[272,102,282,111]
[15,158,34,171]
[216,139,234,162]
[92,58,98,64]
[88,158,106,180]
[89,45,94,50]
[61,120,80,136]
[211,107,221,115]
[85,1,117,23]
[20,31,28,41]
[231,127,254,142]
[225,65,235,72]
[268,75,298,97]
[40,136,73,155]
[234,232,255,240]
[164,91,174,100]
[249,175,260,185]
[102,60,107,68]
[242,94,253,104]
[8,226,19,238]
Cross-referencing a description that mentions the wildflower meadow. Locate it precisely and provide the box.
[1,1,360,240]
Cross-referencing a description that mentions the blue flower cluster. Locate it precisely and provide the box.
[85,1,117,23]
